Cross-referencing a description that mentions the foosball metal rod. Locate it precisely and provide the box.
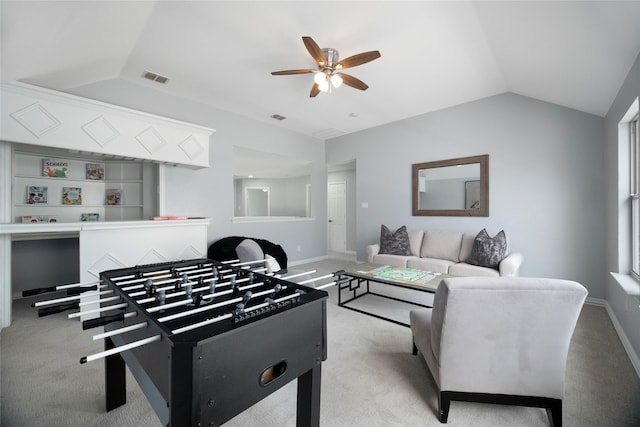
[68,303,128,319]
[280,270,317,280]
[296,273,335,286]
[93,321,148,341]
[316,276,350,290]
[231,259,269,267]
[37,295,119,316]
[80,334,161,364]
[31,290,113,307]
[108,263,214,283]
[171,313,233,335]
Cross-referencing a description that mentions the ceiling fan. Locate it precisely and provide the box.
[271,36,381,97]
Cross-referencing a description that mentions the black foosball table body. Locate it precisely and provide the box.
[97,258,328,427]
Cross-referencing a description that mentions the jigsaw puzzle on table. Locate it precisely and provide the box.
[366,265,438,284]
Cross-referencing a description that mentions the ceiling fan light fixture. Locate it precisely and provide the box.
[313,72,327,85]
[318,80,329,92]
[330,74,343,88]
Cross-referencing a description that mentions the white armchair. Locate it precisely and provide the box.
[410,277,587,426]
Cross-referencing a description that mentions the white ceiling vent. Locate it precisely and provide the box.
[142,70,170,84]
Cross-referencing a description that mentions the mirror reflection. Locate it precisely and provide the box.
[412,154,489,217]
[234,147,312,218]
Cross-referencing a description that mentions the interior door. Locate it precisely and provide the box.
[327,182,347,253]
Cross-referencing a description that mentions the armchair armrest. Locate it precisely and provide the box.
[366,244,380,263]
[499,252,524,277]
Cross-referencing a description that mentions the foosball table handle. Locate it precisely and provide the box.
[23,286,56,297]
[38,302,80,317]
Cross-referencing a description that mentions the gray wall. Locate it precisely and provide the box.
[68,79,328,263]
[326,92,606,299]
[604,51,640,370]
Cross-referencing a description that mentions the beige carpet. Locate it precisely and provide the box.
[1,257,639,426]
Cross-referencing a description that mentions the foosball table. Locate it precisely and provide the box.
[27,258,340,427]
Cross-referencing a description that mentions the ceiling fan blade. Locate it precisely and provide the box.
[271,69,315,75]
[337,73,369,91]
[302,36,327,66]
[336,73,369,90]
[336,50,381,70]
[309,83,320,98]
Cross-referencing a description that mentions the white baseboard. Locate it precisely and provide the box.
[604,301,640,379]
[288,255,329,267]
[586,296,606,306]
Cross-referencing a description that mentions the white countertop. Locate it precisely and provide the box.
[0,218,211,235]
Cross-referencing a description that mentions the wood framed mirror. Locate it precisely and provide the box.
[412,154,489,217]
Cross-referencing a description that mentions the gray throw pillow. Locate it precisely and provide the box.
[466,229,508,269]
[379,225,411,256]
[235,238,264,263]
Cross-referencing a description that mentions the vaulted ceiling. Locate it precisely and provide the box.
[2,1,640,140]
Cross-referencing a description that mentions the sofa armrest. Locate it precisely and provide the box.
[499,252,524,277]
[367,244,380,263]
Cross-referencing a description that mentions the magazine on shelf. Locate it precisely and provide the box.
[21,215,57,223]
[85,163,105,180]
[42,159,69,178]
[27,185,48,204]
[80,213,100,222]
[106,188,122,205]
[62,187,82,205]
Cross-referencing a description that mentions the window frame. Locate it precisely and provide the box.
[630,114,640,280]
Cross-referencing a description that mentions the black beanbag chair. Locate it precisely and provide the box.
[207,236,288,271]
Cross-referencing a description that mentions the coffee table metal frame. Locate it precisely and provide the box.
[336,265,447,327]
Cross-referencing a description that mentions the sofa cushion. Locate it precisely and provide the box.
[448,262,501,277]
[408,229,425,256]
[459,232,476,262]
[379,225,411,256]
[407,257,453,274]
[372,254,417,268]
[466,229,508,269]
[420,230,463,262]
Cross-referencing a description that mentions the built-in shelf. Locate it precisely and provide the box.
[11,148,152,223]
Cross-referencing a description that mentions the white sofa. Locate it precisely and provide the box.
[366,229,523,277]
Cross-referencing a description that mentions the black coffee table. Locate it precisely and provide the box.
[336,263,453,327]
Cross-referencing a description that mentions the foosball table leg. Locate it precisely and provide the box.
[296,364,321,427]
[105,337,127,411]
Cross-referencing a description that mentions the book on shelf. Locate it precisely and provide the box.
[27,185,48,204]
[21,215,57,223]
[42,159,69,178]
[62,187,82,205]
[106,188,122,205]
[80,213,100,222]
[85,163,105,180]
